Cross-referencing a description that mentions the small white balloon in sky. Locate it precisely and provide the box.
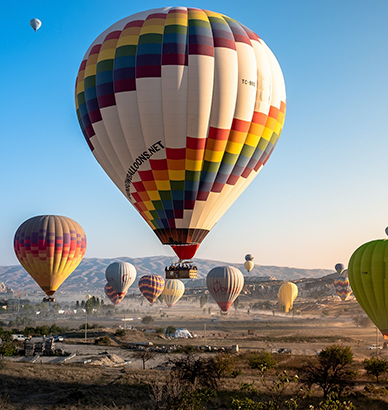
[30,18,42,32]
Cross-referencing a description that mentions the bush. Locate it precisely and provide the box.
[94,336,111,346]
[248,351,277,370]
[115,329,126,337]
[363,355,388,383]
[0,341,17,356]
[142,315,154,324]
[166,325,176,335]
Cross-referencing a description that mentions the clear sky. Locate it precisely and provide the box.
[1,0,388,269]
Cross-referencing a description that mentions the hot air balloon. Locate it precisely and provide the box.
[14,215,87,301]
[278,282,298,313]
[30,18,42,32]
[335,263,345,275]
[333,268,352,301]
[139,275,165,304]
[161,279,185,307]
[75,7,286,263]
[245,254,254,261]
[348,231,388,339]
[105,283,126,305]
[206,266,244,312]
[105,261,136,295]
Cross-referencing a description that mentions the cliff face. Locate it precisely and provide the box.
[0,282,14,294]
[242,273,344,300]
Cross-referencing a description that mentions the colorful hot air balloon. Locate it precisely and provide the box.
[105,261,136,295]
[333,268,352,301]
[30,18,42,32]
[105,283,126,305]
[139,275,165,304]
[278,282,298,313]
[245,254,254,261]
[162,279,185,307]
[13,215,87,298]
[206,266,244,312]
[348,232,388,339]
[335,263,345,275]
[75,7,286,261]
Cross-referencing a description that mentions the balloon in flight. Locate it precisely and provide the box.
[335,263,345,275]
[348,231,388,338]
[30,18,42,32]
[278,282,298,313]
[75,7,286,261]
[245,254,254,261]
[244,260,254,272]
[333,268,352,301]
[105,261,136,295]
[161,279,185,307]
[206,266,244,312]
[139,275,165,304]
[13,215,87,297]
[105,283,126,305]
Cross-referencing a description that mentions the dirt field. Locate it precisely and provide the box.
[1,298,387,409]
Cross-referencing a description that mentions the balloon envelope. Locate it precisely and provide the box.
[206,266,244,312]
[333,269,352,301]
[105,261,136,295]
[139,275,165,304]
[244,260,254,272]
[105,283,125,305]
[335,263,345,275]
[30,18,41,32]
[348,239,388,338]
[245,254,254,261]
[162,279,185,307]
[14,215,87,296]
[278,282,298,312]
[75,7,286,260]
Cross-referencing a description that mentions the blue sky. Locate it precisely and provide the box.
[1,0,388,269]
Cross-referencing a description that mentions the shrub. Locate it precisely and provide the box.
[142,315,154,324]
[94,336,111,346]
[248,351,277,370]
[115,329,126,337]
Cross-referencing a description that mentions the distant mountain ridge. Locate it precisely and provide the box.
[0,256,334,294]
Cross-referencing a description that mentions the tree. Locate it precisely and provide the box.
[248,351,277,370]
[363,355,388,383]
[141,315,154,324]
[302,344,356,399]
[199,295,207,308]
[133,348,156,369]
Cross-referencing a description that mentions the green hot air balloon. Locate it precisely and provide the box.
[348,230,388,339]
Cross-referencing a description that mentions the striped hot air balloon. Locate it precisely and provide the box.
[105,283,126,305]
[75,7,286,261]
[14,215,87,297]
[139,275,165,304]
[162,279,185,307]
[206,266,244,312]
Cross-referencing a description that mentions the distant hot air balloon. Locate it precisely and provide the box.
[30,18,42,32]
[348,230,388,339]
[206,266,244,312]
[139,275,165,304]
[105,261,136,295]
[14,215,87,300]
[161,279,185,307]
[244,254,254,272]
[245,254,254,261]
[278,282,298,313]
[75,7,286,262]
[333,268,352,301]
[105,283,126,305]
[335,263,345,275]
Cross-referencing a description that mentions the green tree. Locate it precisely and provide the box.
[199,295,207,308]
[302,344,355,399]
[166,325,176,335]
[248,351,277,370]
[363,355,388,383]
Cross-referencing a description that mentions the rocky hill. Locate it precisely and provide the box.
[0,256,335,296]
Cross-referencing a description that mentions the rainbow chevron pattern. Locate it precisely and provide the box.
[75,7,286,254]
[333,276,352,301]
